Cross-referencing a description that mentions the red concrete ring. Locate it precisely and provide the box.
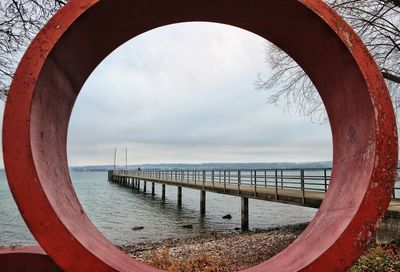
[3,0,397,271]
[0,246,61,271]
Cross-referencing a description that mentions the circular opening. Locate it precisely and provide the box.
[66,23,331,259]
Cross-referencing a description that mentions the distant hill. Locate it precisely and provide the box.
[3,160,399,172]
[70,161,334,172]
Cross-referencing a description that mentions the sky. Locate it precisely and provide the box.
[0,22,333,167]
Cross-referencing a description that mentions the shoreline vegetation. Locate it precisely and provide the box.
[120,223,400,272]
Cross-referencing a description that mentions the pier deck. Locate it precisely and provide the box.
[109,168,400,232]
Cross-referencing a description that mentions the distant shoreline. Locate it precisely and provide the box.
[70,161,334,172]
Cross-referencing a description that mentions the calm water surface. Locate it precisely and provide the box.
[0,171,316,246]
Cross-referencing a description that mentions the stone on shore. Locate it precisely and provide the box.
[132,226,144,231]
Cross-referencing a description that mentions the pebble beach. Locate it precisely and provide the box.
[120,224,307,271]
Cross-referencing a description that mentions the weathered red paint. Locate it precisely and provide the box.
[0,246,60,271]
[2,0,397,271]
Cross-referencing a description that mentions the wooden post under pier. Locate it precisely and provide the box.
[241,197,249,231]
[200,190,206,215]
[177,186,182,206]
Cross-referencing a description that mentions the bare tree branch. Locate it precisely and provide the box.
[0,0,67,101]
[382,70,400,83]
[258,0,400,122]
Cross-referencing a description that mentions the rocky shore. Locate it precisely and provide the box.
[120,223,308,271]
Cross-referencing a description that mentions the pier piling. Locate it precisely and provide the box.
[177,186,182,206]
[241,197,249,231]
[200,190,206,215]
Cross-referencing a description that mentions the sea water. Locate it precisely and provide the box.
[0,170,317,245]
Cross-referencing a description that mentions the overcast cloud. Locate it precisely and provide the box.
[0,22,333,167]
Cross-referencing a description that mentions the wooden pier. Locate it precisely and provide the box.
[109,168,400,232]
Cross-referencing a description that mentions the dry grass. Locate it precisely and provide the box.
[349,241,400,272]
[146,248,229,272]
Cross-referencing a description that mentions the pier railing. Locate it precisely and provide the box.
[113,168,400,199]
